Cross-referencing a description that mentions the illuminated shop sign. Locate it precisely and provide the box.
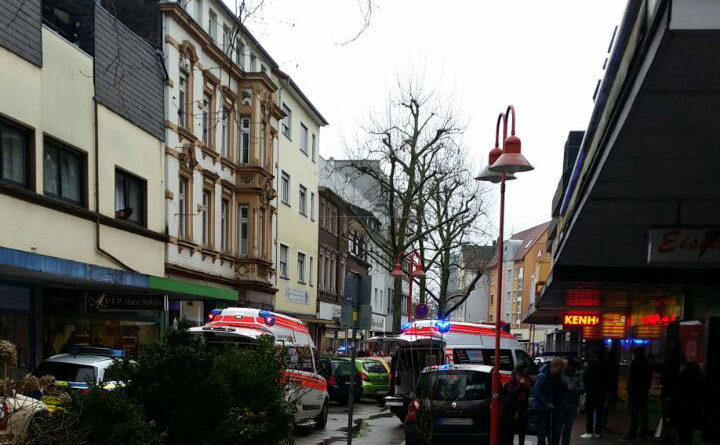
[648,228,720,263]
[563,314,600,326]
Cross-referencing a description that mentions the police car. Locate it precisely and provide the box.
[33,346,126,391]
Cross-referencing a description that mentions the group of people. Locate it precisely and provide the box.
[501,356,587,445]
[500,346,705,445]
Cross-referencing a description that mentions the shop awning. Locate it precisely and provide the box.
[0,247,237,302]
[148,276,237,302]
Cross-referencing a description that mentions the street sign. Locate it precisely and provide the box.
[340,275,372,329]
[415,302,429,319]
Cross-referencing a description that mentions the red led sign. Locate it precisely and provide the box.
[638,313,676,325]
[563,314,600,326]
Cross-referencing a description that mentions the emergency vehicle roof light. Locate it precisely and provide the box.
[258,310,276,327]
[435,320,451,333]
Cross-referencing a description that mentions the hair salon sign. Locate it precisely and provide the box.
[648,228,720,263]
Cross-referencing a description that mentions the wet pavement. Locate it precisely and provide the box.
[295,399,405,445]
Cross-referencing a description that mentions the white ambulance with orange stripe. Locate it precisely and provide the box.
[189,308,329,428]
[385,319,536,422]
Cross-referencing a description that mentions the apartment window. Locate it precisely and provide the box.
[208,9,217,41]
[195,0,203,24]
[324,255,331,291]
[281,103,291,139]
[258,123,266,167]
[221,108,229,158]
[178,75,187,128]
[311,134,316,162]
[300,123,308,155]
[115,169,145,226]
[202,189,212,247]
[279,244,289,278]
[330,257,336,291]
[299,185,307,216]
[1,118,30,188]
[221,199,229,252]
[281,171,290,205]
[235,40,244,68]
[43,138,83,206]
[238,204,248,256]
[318,251,324,290]
[178,177,189,239]
[297,252,306,283]
[250,54,257,72]
[310,192,315,220]
[258,207,265,257]
[374,289,378,308]
[202,93,211,144]
[309,256,314,286]
[239,117,250,163]
[241,89,252,106]
[222,24,231,55]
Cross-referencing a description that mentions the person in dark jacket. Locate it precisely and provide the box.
[582,349,607,438]
[501,362,532,445]
[623,347,652,440]
[531,358,566,445]
[672,360,704,445]
[559,358,584,445]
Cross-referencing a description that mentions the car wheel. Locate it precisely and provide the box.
[315,400,328,429]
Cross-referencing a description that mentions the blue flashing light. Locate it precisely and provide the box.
[435,320,451,333]
[604,339,612,345]
[337,345,347,353]
[258,310,276,327]
[111,349,126,359]
[401,322,411,332]
[633,339,649,345]
[208,308,223,321]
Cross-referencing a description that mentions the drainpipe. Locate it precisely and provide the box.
[93,98,135,272]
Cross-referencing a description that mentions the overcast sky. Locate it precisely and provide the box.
[241,0,627,241]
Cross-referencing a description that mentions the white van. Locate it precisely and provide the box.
[189,308,329,428]
[384,319,536,421]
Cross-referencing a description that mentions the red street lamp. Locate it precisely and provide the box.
[390,250,425,323]
[475,105,533,445]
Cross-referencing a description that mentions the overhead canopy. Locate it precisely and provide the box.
[527,0,720,323]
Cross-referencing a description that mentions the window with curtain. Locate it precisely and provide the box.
[43,138,83,206]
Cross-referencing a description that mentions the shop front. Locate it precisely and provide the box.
[317,301,342,353]
[0,282,38,376]
[43,291,164,359]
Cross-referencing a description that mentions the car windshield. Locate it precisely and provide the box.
[332,360,352,376]
[362,361,387,374]
[420,370,491,401]
[34,362,97,382]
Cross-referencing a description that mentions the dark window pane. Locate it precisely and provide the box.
[60,150,81,202]
[115,172,125,212]
[127,177,141,223]
[1,125,27,185]
[44,145,59,196]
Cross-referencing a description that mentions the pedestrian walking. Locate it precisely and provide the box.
[559,358,584,445]
[501,362,532,445]
[531,357,566,445]
[623,347,652,440]
[671,360,704,445]
[581,348,607,439]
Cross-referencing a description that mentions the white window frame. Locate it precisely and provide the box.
[299,185,307,216]
[208,9,218,41]
[310,192,315,221]
[239,117,250,164]
[238,204,248,256]
[311,133,316,162]
[221,108,229,158]
[279,244,289,279]
[297,251,306,283]
[220,199,229,252]
[202,93,211,145]
[281,103,292,139]
[281,171,290,205]
[309,256,314,286]
[300,123,308,155]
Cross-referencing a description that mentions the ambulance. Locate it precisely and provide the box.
[384,319,536,421]
[189,308,329,428]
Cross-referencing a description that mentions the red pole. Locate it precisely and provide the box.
[490,171,506,445]
[407,256,414,324]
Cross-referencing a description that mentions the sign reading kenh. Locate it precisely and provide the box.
[563,314,600,326]
[648,228,720,263]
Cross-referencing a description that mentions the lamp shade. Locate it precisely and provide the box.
[413,262,426,277]
[489,135,534,174]
[390,262,404,277]
[475,164,516,183]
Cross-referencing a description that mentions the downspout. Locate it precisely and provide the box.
[93,98,135,272]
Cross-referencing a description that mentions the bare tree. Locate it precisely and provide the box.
[339,80,489,332]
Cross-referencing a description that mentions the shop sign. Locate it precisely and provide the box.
[630,296,684,327]
[371,314,385,331]
[648,228,720,263]
[85,295,162,311]
[285,288,309,305]
[318,302,341,321]
[563,314,600,326]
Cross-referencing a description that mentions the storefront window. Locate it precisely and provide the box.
[43,293,162,359]
[0,283,32,376]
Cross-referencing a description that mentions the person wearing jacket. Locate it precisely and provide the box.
[531,358,566,445]
[501,362,532,445]
[559,358,584,445]
[623,347,652,440]
[582,349,607,438]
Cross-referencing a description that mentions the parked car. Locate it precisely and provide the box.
[317,357,361,406]
[33,347,126,390]
[405,364,492,445]
[354,358,389,403]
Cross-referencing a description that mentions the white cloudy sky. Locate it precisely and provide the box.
[242,0,627,239]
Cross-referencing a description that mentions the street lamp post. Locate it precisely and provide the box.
[475,105,533,445]
[390,250,425,323]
